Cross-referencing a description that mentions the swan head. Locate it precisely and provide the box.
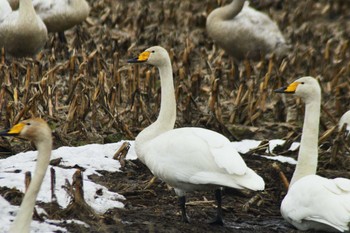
[0,118,51,144]
[128,46,170,67]
[274,76,321,103]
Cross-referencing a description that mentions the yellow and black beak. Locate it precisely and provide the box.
[127,51,151,63]
[274,82,301,94]
[0,122,25,136]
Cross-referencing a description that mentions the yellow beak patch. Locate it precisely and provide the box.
[8,122,25,135]
[137,51,151,62]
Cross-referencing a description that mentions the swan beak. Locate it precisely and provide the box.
[127,51,151,63]
[0,122,25,136]
[274,82,301,94]
[274,86,289,93]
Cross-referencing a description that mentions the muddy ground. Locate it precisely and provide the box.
[1,0,350,232]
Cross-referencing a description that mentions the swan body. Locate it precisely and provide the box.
[275,76,350,232]
[32,0,90,33]
[128,46,264,224]
[206,0,289,60]
[0,0,47,57]
[139,127,264,192]
[0,118,52,233]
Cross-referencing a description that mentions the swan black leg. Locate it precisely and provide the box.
[179,196,189,223]
[58,32,68,44]
[209,189,224,225]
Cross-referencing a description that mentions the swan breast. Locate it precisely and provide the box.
[0,6,47,57]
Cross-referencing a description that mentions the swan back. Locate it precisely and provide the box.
[206,0,289,60]
[33,0,90,32]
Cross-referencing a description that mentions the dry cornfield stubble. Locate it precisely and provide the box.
[0,0,350,232]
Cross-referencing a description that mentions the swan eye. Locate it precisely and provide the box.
[301,82,305,84]
[151,50,155,53]
[26,123,31,126]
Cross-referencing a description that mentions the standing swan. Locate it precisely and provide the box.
[0,0,48,57]
[206,0,289,60]
[33,0,90,43]
[128,46,265,224]
[0,118,52,233]
[275,76,350,232]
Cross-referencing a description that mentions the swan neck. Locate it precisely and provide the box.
[290,99,320,187]
[9,139,52,233]
[211,0,245,21]
[135,60,176,157]
[18,0,36,21]
[157,64,176,124]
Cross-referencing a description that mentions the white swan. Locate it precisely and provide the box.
[32,0,90,42]
[339,110,350,132]
[0,0,47,57]
[275,76,350,232]
[128,46,265,224]
[0,118,52,233]
[206,0,289,60]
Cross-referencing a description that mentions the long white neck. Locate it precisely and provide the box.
[18,0,36,23]
[290,98,320,187]
[9,139,52,233]
[208,0,245,22]
[135,61,176,161]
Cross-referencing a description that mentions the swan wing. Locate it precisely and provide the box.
[189,168,264,191]
[281,175,350,232]
[239,6,285,41]
[185,127,248,175]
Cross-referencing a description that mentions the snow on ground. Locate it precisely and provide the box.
[0,139,297,232]
[232,139,299,164]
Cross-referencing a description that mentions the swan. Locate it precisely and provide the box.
[128,46,265,224]
[32,0,90,42]
[0,118,52,233]
[339,110,350,132]
[0,0,48,57]
[206,0,289,61]
[275,76,350,232]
